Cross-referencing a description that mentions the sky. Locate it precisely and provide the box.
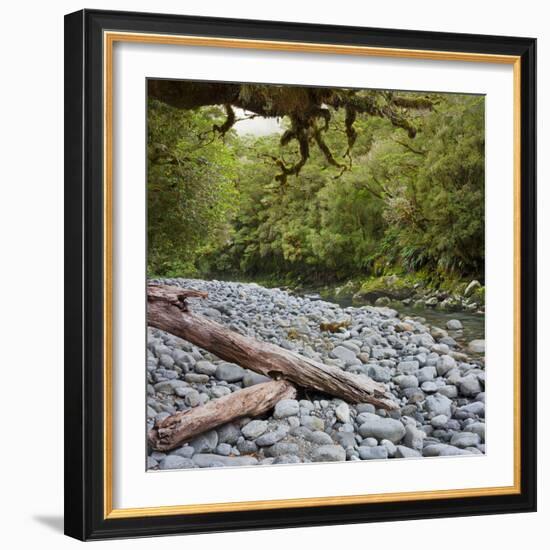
[233,108,284,136]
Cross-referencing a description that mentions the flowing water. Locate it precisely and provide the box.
[298,289,485,345]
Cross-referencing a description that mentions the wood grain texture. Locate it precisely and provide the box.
[147,284,397,409]
[149,379,297,451]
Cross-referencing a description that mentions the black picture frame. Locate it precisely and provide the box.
[64,8,537,541]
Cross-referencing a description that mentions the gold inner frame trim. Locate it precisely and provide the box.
[103,30,522,520]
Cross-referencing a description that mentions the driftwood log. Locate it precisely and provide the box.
[149,379,297,451]
[147,283,397,409]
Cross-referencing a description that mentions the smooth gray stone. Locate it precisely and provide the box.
[421,381,438,393]
[273,455,302,464]
[255,425,289,446]
[394,374,419,389]
[430,414,449,428]
[458,374,483,396]
[368,365,392,383]
[335,402,351,423]
[358,446,388,460]
[184,373,210,384]
[241,420,268,439]
[468,339,486,354]
[307,431,334,445]
[330,345,357,363]
[264,442,300,457]
[242,371,271,387]
[425,393,453,417]
[195,360,217,376]
[172,446,195,458]
[312,445,346,462]
[189,430,218,453]
[215,443,232,456]
[436,355,457,376]
[237,439,258,454]
[273,399,300,419]
[438,385,458,399]
[215,362,246,382]
[193,454,259,468]
[458,401,485,417]
[396,360,420,375]
[450,431,481,448]
[422,444,471,457]
[159,354,175,369]
[300,415,325,431]
[184,389,200,407]
[395,445,422,458]
[358,413,406,443]
[417,366,437,383]
[333,431,357,449]
[159,455,195,470]
[403,424,425,451]
[217,423,241,445]
[467,422,486,442]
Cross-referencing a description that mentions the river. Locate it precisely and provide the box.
[296,289,485,345]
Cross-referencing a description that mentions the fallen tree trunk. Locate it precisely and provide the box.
[149,379,297,451]
[147,284,397,409]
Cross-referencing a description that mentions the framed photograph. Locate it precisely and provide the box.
[64,9,536,540]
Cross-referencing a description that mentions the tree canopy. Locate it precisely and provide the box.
[148,80,433,184]
[147,82,484,287]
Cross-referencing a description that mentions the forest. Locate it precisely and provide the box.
[147,82,484,296]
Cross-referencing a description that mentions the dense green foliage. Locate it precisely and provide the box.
[147,100,237,276]
[147,91,484,285]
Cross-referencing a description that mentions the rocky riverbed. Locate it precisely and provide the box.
[147,278,486,471]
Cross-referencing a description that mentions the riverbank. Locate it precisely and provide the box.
[147,278,486,471]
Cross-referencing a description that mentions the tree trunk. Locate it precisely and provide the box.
[147,284,397,409]
[149,380,297,451]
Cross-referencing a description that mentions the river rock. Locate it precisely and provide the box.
[358,446,388,460]
[446,319,463,330]
[255,425,289,446]
[195,360,217,376]
[468,339,486,354]
[330,345,357,363]
[160,455,195,470]
[450,432,481,448]
[335,402,351,423]
[215,362,246,382]
[425,393,453,417]
[436,355,457,376]
[189,430,218,453]
[312,445,346,462]
[358,413,406,443]
[273,399,300,419]
[193,454,259,468]
[458,374,482,396]
[242,420,268,439]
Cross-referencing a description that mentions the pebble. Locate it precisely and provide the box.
[358,446,388,460]
[255,426,289,446]
[147,278,486,469]
[450,432,481,448]
[215,362,246,382]
[312,445,346,462]
[335,402,351,423]
[193,454,259,467]
[425,393,453,417]
[358,413,406,443]
[160,455,196,470]
[273,399,300,419]
[189,430,218,453]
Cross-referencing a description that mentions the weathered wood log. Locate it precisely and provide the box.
[147,284,397,409]
[149,379,297,451]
